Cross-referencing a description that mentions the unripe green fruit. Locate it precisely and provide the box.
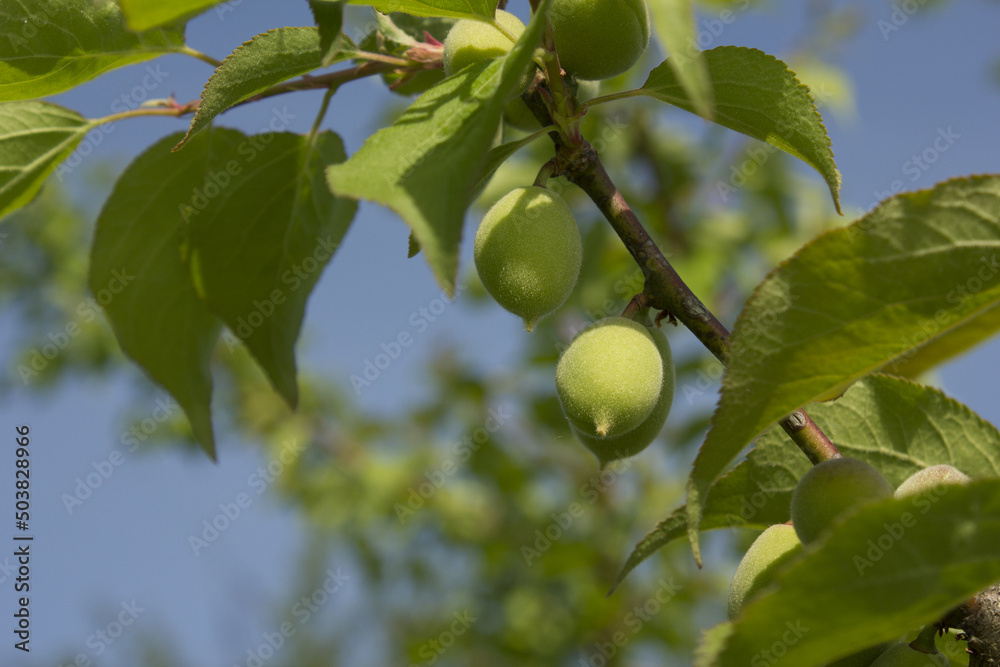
[869,642,949,667]
[443,10,525,77]
[549,0,651,80]
[571,325,674,466]
[790,458,893,545]
[556,317,663,438]
[826,642,895,666]
[503,97,541,131]
[894,464,971,498]
[474,186,582,330]
[727,524,802,620]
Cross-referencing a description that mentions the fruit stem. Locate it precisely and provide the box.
[556,139,841,466]
[909,624,940,654]
[534,159,556,187]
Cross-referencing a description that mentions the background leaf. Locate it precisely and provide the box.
[326,0,549,295]
[703,480,1000,666]
[345,0,497,20]
[686,175,1000,555]
[308,0,347,66]
[639,46,840,211]
[0,101,92,220]
[120,0,226,31]
[187,131,357,408]
[0,0,185,101]
[616,374,1000,589]
[88,130,238,459]
[178,28,334,149]
[647,0,714,119]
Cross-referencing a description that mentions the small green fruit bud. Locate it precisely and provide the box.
[474,186,582,330]
[549,0,651,80]
[790,458,893,545]
[727,524,802,620]
[571,325,674,466]
[556,317,663,438]
[894,464,971,498]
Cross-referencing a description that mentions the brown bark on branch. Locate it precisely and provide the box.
[551,137,839,465]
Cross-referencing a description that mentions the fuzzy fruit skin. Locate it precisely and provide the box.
[474,186,582,330]
[727,524,802,620]
[556,317,663,438]
[894,464,971,498]
[826,642,895,666]
[790,458,893,545]
[571,325,674,466]
[549,0,651,80]
[869,642,949,666]
[443,10,526,77]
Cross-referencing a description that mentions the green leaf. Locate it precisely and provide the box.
[178,28,328,149]
[686,175,1000,558]
[89,131,234,459]
[0,101,92,221]
[887,304,1000,378]
[639,46,840,212]
[704,480,1000,666]
[0,0,185,101]
[120,0,226,30]
[327,0,549,295]
[616,374,1000,589]
[647,0,714,119]
[186,131,357,408]
[308,0,347,66]
[346,0,497,20]
[472,128,551,199]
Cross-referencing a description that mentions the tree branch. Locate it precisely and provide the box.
[554,137,839,465]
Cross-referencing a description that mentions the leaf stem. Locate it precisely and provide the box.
[557,138,840,465]
[177,45,223,68]
[584,89,645,108]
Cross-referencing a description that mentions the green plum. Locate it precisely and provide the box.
[727,524,802,619]
[549,0,651,80]
[894,464,971,498]
[556,317,663,438]
[790,458,893,545]
[474,186,582,330]
[571,324,674,466]
[443,10,525,77]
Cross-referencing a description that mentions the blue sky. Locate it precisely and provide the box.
[1,0,999,665]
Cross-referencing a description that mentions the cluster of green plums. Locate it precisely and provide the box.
[440,0,651,128]
[728,459,970,665]
[474,185,674,466]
